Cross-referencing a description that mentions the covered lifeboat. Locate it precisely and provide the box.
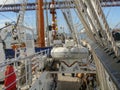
[51,46,89,60]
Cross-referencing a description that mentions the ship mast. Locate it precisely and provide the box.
[50,0,57,40]
[37,0,45,47]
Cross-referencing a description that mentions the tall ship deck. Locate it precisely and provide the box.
[0,0,120,90]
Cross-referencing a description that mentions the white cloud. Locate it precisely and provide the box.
[0,0,20,4]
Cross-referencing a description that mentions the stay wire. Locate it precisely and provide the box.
[0,0,15,22]
[0,0,8,10]
[0,13,14,21]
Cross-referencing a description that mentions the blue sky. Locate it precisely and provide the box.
[103,7,120,28]
[0,0,120,34]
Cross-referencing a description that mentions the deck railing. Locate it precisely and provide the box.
[0,49,50,90]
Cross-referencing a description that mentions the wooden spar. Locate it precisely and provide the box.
[37,0,45,47]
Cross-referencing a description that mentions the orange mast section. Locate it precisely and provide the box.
[52,0,56,31]
[37,0,45,47]
[50,0,57,40]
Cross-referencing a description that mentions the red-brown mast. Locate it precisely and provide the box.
[37,0,45,47]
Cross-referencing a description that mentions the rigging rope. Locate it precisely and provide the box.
[74,0,96,42]
[105,7,111,19]
[57,0,79,45]
[0,13,14,21]
[0,0,8,10]
[114,22,120,28]
[0,0,18,23]
[92,0,120,56]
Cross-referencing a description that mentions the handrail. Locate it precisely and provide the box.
[0,49,50,89]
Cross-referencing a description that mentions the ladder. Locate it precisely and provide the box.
[74,0,120,57]
[91,0,120,57]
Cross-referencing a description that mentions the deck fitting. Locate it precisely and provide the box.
[105,50,110,53]
[116,60,120,63]
[104,48,108,51]
[108,52,115,56]
[113,56,117,59]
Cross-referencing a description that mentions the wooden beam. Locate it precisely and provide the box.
[37,0,45,47]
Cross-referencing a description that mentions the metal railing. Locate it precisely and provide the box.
[0,49,50,90]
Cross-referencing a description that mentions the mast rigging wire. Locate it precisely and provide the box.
[114,22,120,28]
[0,13,14,21]
[0,0,8,10]
[0,0,18,22]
